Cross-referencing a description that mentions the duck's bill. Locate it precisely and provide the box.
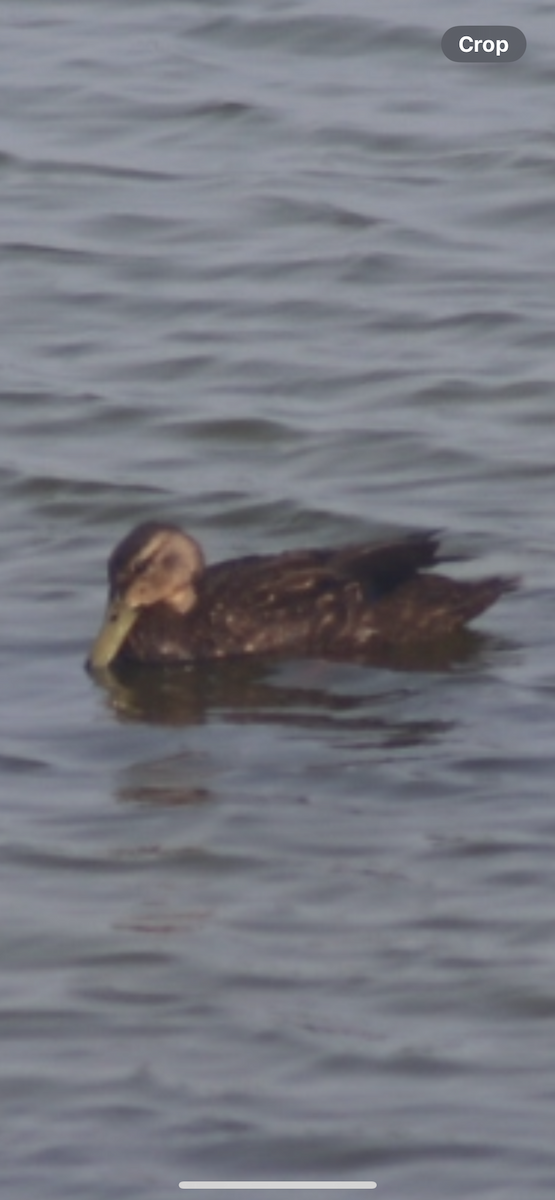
[87,598,139,669]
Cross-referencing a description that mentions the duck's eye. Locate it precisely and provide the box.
[160,553,179,572]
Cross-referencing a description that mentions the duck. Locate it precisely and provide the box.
[87,521,516,669]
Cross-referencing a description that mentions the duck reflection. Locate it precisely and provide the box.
[89,627,494,737]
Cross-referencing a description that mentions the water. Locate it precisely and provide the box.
[1,1,555,1196]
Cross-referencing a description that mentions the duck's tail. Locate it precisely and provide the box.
[372,572,518,641]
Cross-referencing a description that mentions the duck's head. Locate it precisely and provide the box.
[87,522,205,669]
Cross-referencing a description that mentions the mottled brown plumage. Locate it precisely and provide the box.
[87,521,516,669]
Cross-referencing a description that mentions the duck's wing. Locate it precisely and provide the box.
[203,533,441,610]
[329,532,442,599]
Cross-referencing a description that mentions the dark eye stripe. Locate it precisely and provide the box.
[132,558,151,577]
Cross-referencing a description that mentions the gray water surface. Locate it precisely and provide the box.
[1,2,555,1198]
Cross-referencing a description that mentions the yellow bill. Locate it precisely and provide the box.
[87,597,139,669]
